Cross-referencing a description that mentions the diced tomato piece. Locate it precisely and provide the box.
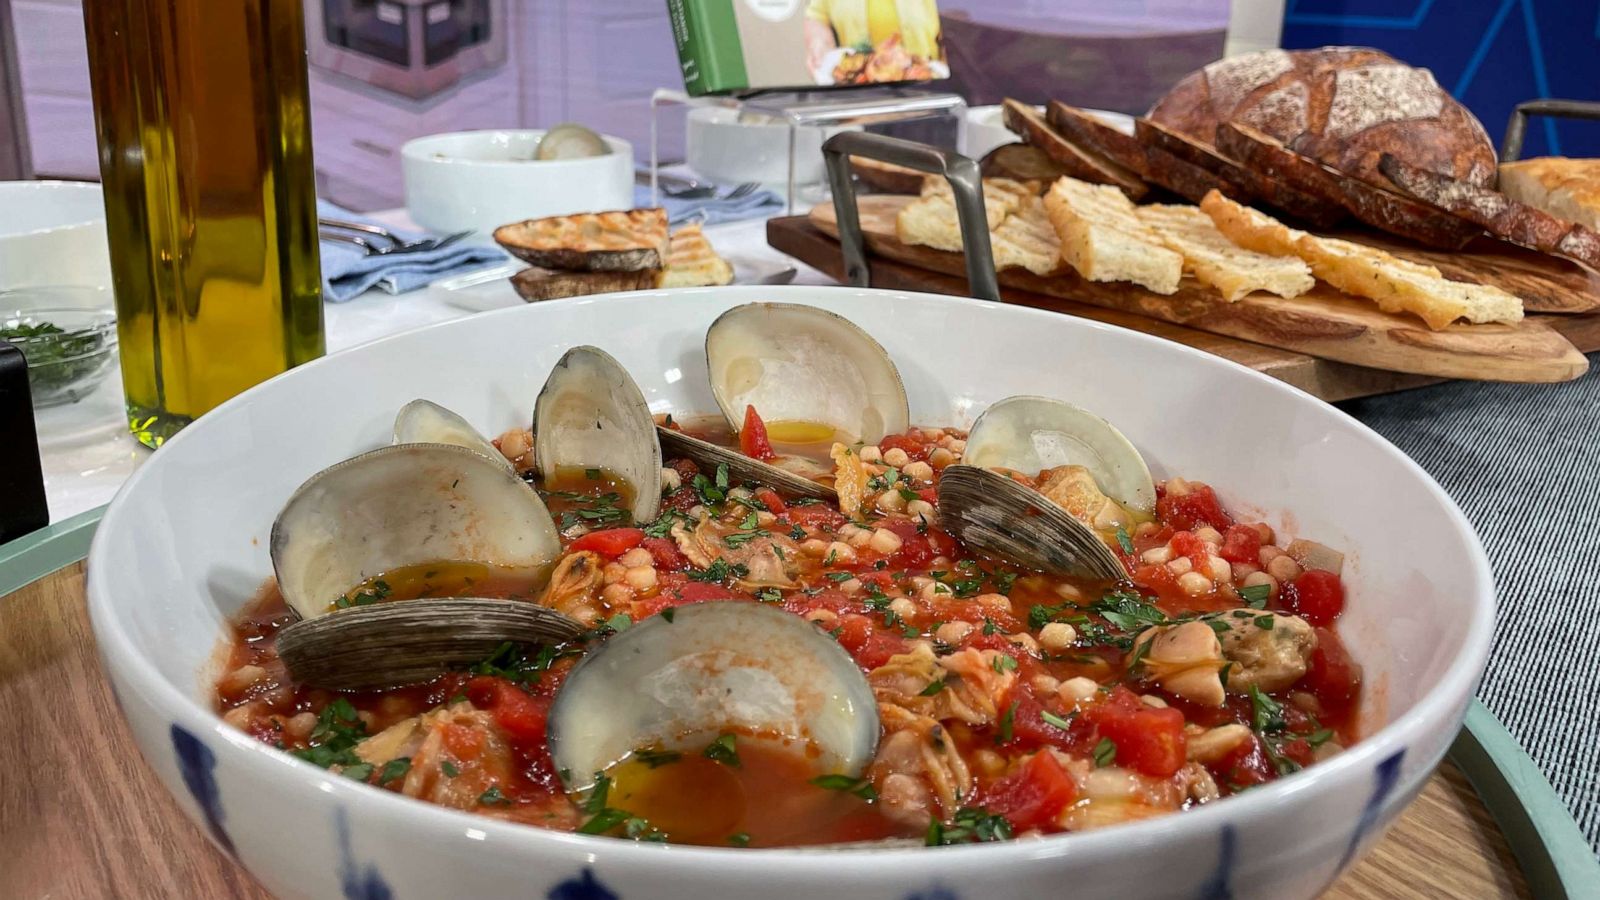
[1278,737,1314,767]
[1086,687,1187,778]
[1218,525,1262,566]
[878,433,930,462]
[641,536,689,571]
[1169,530,1211,567]
[1287,569,1345,626]
[880,518,936,568]
[1215,734,1274,789]
[1301,627,1361,711]
[740,405,777,461]
[567,527,645,559]
[983,751,1079,832]
[784,503,847,531]
[754,487,786,515]
[675,581,746,603]
[1130,563,1185,607]
[832,613,906,670]
[1155,483,1233,532]
[915,487,938,504]
[1002,685,1090,753]
[465,677,550,746]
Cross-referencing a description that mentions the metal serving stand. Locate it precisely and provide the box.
[649,86,967,215]
[1501,98,1600,161]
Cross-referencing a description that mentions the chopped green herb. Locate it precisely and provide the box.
[1307,728,1336,748]
[728,832,751,846]
[982,618,999,636]
[1040,710,1075,731]
[919,679,947,697]
[578,807,630,835]
[991,654,1018,674]
[441,760,461,778]
[1254,614,1275,630]
[341,762,374,782]
[633,747,683,768]
[1248,684,1286,734]
[755,587,783,603]
[1093,591,1168,633]
[584,468,601,480]
[583,773,612,813]
[661,607,676,623]
[1115,527,1135,554]
[479,785,511,806]
[925,806,1013,846]
[993,571,1017,595]
[715,463,730,492]
[290,699,368,770]
[1237,583,1271,608]
[1092,737,1117,767]
[810,773,878,801]
[378,757,411,786]
[605,613,632,633]
[995,700,1018,744]
[703,733,741,768]
[624,816,668,842]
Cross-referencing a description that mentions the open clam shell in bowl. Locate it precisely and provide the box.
[86,286,1491,899]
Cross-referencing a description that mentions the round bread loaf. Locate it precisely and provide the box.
[1148,47,1497,189]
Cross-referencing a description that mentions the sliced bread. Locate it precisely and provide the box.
[991,196,1065,276]
[511,267,659,302]
[1135,204,1313,301]
[657,224,735,288]
[1043,177,1183,294]
[494,208,670,271]
[896,178,1035,251]
[1200,190,1523,329]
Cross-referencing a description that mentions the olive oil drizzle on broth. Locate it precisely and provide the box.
[538,465,639,532]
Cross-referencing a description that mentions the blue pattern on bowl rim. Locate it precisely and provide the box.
[548,868,620,899]
[170,723,235,857]
[336,806,395,900]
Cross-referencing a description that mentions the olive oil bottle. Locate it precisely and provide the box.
[84,0,325,448]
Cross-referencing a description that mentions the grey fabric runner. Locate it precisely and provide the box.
[1340,356,1600,855]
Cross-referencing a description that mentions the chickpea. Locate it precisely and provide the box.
[805,609,839,625]
[659,467,682,493]
[928,447,956,469]
[1267,554,1303,582]
[907,499,936,522]
[868,528,904,554]
[825,541,857,563]
[883,447,911,467]
[601,562,628,585]
[838,578,863,595]
[888,597,918,620]
[858,445,883,463]
[624,566,657,592]
[1038,622,1078,651]
[935,620,974,644]
[601,583,634,606]
[1208,555,1232,583]
[1194,526,1223,544]
[1167,556,1194,575]
[902,461,934,483]
[802,538,830,557]
[876,490,907,513]
[1031,674,1061,696]
[618,547,653,568]
[1177,571,1213,596]
[1058,676,1099,706]
[1142,546,1174,565]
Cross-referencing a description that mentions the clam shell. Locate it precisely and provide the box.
[392,399,512,471]
[705,302,909,445]
[547,602,878,792]
[534,346,662,523]
[270,444,562,621]
[276,598,584,691]
[657,426,836,502]
[963,395,1156,513]
[936,464,1126,580]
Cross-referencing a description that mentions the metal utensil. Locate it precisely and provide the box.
[318,217,471,257]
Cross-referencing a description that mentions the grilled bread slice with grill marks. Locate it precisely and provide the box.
[1043,176,1182,294]
[1201,190,1522,329]
[1135,203,1314,301]
[896,178,1037,251]
[991,195,1066,276]
[494,207,670,271]
[657,223,734,288]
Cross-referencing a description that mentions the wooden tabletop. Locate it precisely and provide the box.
[0,562,1530,899]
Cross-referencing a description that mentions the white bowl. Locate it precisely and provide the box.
[685,106,854,188]
[87,285,1492,900]
[963,105,1135,161]
[401,130,634,234]
[0,181,113,290]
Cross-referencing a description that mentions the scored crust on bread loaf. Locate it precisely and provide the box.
[1498,157,1600,231]
[1135,203,1314,301]
[1002,99,1149,200]
[1043,177,1182,294]
[657,223,735,288]
[897,178,1036,251]
[1135,118,1346,228]
[1215,121,1481,249]
[494,208,670,272]
[511,266,659,302]
[1147,47,1497,190]
[1200,190,1522,329]
[1380,154,1600,273]
[849,157,927,194]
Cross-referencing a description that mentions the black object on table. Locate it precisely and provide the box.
[0,339,49,542]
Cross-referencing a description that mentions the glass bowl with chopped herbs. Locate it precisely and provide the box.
[0,292,118,407]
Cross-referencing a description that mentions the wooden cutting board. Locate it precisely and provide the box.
[803,195,1592,385]
[0,562,1533,898]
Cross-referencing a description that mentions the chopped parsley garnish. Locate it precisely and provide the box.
[1092,591,1168,633]
[1248,684,1287,734]
[624,816,668,842]
[334,578,392,609]
[643,509,689,538]
[993,571,1017,595]
[687,559,748,583]
[1115,527,1135,554]
[755,587,783,603]
[378,757,411,786]
[919,679,947,697]
[633,747,683,768]
[948,578,984,598]
[584,468,601,480]
[441,760,461,778]
[578,807,630,835]
[702,733,741,768]
[981,618,1000,635]
[995,700,1018,744]
[727,832,752,847]
[582,773,612,813]
[925,806,1013,846]
[341,763,374,782]
[1040,710,1074,731]
[661,607,676,623]
[1307,727,1336,748]
[991,654,1018,674]
[810,774,878,801]
[1254,613,1275,630]
[470,640,577,685]
[1237,583,1271,608]
[604,612,632,633]
[291,699,368,770]
[1092,737,1117,767]
[478,785,511,806]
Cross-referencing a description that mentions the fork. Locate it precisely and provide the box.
[319,217,471,257]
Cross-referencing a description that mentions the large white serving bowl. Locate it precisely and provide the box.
[0,181,113,290]
[401,129,634,234]
[87,285,1493,900]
